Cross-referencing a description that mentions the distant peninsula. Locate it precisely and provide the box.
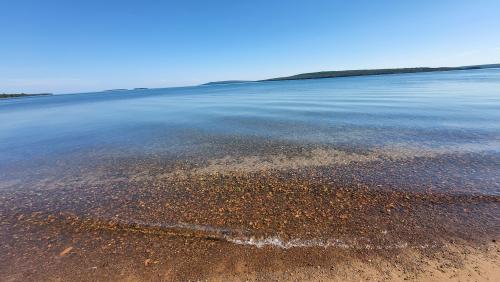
[202,80,250,86]
[263,64,500,82]
[200,64,499,85]
[105,89,129,92]
[0,93,52,99]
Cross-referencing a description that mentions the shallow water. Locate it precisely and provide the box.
[1,68,500,190]
[1,69,500,257]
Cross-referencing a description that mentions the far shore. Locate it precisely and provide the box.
[0,93,52,99]
[203,63,500,85]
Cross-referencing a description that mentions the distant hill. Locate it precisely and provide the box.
[201,64,499,85]
[0,93,52,99]
[202,80,250,86]
[464,63,500,69]
[263,64,500,82]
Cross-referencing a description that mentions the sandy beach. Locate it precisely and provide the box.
[1,143,498,281]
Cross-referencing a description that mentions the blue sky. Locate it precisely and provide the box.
[1,0,500,93]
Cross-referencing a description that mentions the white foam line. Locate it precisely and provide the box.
[225,236,432,250]
[111,219,438,250]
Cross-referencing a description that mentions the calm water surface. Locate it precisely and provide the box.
[1,68,500,194]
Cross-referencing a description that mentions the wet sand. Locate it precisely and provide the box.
[0,143,499,281]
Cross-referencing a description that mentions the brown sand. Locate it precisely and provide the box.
[0,147,499,281]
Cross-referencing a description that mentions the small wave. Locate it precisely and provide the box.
[226,236,437,250]
[106,219,437,250]
[29,214,439,250]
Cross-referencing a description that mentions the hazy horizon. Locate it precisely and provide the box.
[1,0,500,94]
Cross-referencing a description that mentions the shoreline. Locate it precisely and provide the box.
[1,200,498,281]
[1,145,499,281]
[0,93,52,99]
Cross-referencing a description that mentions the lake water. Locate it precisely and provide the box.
[2,69,500,156]
[1,68,500,270]
[1,69,500,192]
